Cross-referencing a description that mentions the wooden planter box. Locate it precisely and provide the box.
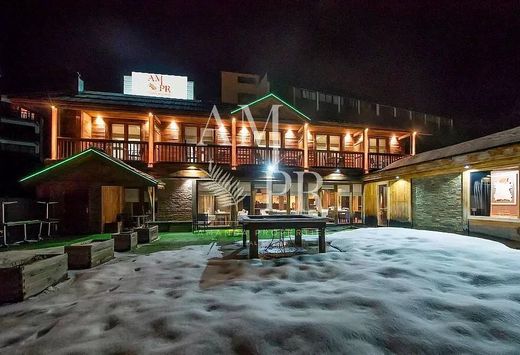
[0,253,68,303]
[64,239,114,269]
[112,231,138,252]
[136,225,159,244]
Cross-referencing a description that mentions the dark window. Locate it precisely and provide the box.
[237,76,257,84]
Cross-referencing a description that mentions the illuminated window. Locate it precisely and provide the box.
[269,131,281,148]
[329,135,340,151]
[316,135,327,151]
[254,131,266,147]
[184,126,197,144]
[201,128,215,144]
[111,124,125,141]
[369,138,387,153]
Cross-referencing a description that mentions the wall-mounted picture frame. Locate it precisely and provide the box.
[491,170,518,205]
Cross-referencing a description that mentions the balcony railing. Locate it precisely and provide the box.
[309,151,364,169]
[237,147,303,167]
[58,137,148,161]
[368,153,404,170]
[57,137,406,170]
[155,142,231,164]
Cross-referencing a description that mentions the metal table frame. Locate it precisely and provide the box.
[239,215,328,258]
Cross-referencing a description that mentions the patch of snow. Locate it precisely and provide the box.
[1,228,520,354]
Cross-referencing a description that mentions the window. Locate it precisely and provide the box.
[316,135,327,151]
[237,76,257,84]
[329,136,340,151]
[254,131,266,147]
[470,170,519,218]
[184,126,198,144]
[111,124,125,141]
[201,128,215,144]
[369,138,387,153]
[128,125,141,141]
[269,131,281,148]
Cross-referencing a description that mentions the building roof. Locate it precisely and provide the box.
[20,148,162,187]
[10,90,231,116]
[382,125,520,171]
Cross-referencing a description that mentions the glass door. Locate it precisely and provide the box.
[111,123,125,160]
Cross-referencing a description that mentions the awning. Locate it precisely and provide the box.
[20,148,163,187]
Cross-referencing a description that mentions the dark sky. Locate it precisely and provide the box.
[1,1,519,131]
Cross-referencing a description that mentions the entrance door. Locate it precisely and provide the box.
[63,189,90,234]
[377,184,388,226]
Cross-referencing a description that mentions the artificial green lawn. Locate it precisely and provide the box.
[0,226,355,255]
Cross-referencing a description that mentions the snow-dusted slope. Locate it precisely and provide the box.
[1,228,520,354]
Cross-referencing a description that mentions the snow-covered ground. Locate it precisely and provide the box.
[1,228,520,354]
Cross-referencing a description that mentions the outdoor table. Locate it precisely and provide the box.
[239,215,328,258]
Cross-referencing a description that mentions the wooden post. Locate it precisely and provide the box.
[231,117,237,169]
[303,123,309,170]
[249,229,259,258]
[411,131,416,156]
[51,106,58,159]
[148,112,155,167]
[242,228,247,247]
[295,228,302,247]
[151,187,156,222]
[363,128,369,173]
[318,227,326,253]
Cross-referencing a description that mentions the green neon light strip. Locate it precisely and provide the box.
[230,93,312,121]
[20,148,158,185]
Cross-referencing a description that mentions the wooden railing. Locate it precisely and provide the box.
[368,153,405,169]
[236,147,304,167]
[57,137,406,170]
[58,137,148,161]
[155,142,231,164]
[309,151,364,169]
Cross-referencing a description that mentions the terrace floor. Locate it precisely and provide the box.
[1,227,520,353]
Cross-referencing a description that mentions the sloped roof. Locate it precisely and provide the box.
[20,148,162,187]
[230,93,312,121]
[382,126,520,171]
[10,90,229,116]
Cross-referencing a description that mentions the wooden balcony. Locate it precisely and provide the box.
[155,142,231,164]
[309,151,364,169]
[57,138,406,170]
[368,153,404,170]
[237,147,303,167]
[58,137,148,162]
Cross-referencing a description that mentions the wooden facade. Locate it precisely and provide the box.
[364,127,520,241]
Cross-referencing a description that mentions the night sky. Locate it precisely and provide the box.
[1,1,519,133]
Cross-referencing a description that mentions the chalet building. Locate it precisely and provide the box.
[8,71,446,233]
[363,126,520,241]
[0,99,43,196]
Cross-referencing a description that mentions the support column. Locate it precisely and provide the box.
[51,106,58,160]
[363,128,369,173]
[303,123,309,170]
[231,117,237,169]
[411,131,417,156]
[148,112,155,167]
[249,229,259,258]
[295,228,302,247]
[151,187,156,221]
[318,227,326,253]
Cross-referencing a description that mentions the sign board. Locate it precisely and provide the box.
[131,72,188,99]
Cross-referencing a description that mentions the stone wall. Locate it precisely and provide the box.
[412,173,463,232]
[156,178,193,221]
